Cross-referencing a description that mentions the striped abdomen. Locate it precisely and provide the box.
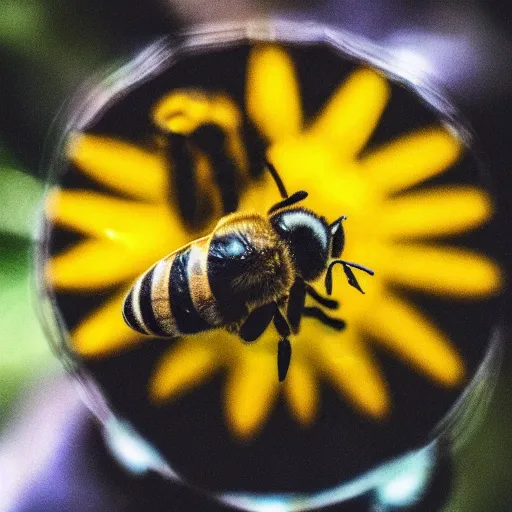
[122,236,225,337]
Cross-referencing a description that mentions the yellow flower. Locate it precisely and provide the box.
[45,45,501,440]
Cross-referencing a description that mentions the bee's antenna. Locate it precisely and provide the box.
[265,160,288,199]
[268,190,308,214]
[325,260,374,295]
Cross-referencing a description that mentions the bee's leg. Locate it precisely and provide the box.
[277,338,292,382]
[238,302,276,342]
[273,307,292,381]
[190,124,239,214]
[305,283,339,310]
[325,260,374,295]
[273,306,291,338]
[287,278,306,334]
[287,280,340,334]
[302,306,346,331]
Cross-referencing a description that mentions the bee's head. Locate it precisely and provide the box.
[270,208,335,282]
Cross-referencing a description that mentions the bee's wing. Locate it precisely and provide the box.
[157,235,209,264]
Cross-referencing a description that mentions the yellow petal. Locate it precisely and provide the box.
[150,340,222,401]
[246,45,302,142]
[313,330,389,418]
[284,360,318,426]
[224,351,280,438]
[47,240,137,290]
[310,68,390,159]
[383,244,502,297]
[45,189,165,239]
[362,127,463,195]
[363,293,465,385]
[152,91,249,179]
[152,90,242,134]
[72,287,143,356]
[378,186,493,238]
[68,133,167,202]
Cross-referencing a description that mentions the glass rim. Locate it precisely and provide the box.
[34,19,505,511]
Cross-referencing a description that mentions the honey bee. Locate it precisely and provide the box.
[123,162,374,381]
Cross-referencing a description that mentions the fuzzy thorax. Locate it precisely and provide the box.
[213,212,295,308]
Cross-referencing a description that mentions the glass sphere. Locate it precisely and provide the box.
[37,21,504,511]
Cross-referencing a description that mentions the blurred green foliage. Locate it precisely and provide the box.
[0,165,58,427]
[446,369,512,511]
[0,0,113,428]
